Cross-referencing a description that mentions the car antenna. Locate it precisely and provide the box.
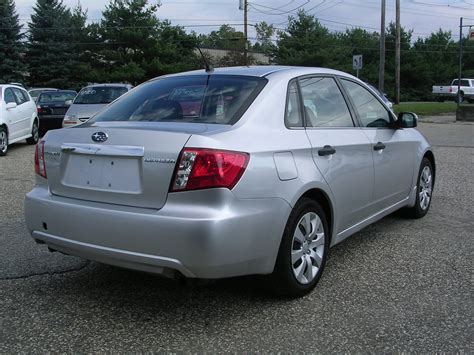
[196,46,214,73]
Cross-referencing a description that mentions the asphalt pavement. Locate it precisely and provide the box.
[0,122,473,352]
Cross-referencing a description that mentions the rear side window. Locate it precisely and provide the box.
[299,77,354,128]
[340,79,392,128]
[90,75,267,125]
[452,80,470,87]
[285,81,303,128]
[12,88,28,105]
[74,86,128,105]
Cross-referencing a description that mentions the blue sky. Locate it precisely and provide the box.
[14,0,474,41]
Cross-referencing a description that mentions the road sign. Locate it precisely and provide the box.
[469,27,474,41]
[353,55,363,70]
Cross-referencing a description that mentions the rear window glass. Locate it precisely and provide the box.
[90,75,267,125]
[74,86,128,104]
[39,91,76,103]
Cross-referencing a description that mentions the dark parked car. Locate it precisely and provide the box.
[36,90,77,135]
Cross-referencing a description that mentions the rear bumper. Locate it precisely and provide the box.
[25,186,291,279]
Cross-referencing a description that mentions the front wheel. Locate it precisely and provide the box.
[26,120,39,145]
[0,127,8,156]
[405,158,434,218]
[269,198,329,297]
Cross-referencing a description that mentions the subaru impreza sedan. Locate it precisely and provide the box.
[25,66,435,297]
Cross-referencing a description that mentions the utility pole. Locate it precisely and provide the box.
[457,17,463,108]
[378,0,386,92]
[395,0,401,104]
[243,0,248,66]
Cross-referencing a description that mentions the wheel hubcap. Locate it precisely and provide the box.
[291,212,325,285]
[419,166,432,210]
[0,131,6,152]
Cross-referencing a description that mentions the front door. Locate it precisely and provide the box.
[339,79,416,211]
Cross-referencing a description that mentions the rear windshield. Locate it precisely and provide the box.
[38,91,76,103]
[74,86,128,104]
[90,75,267,125]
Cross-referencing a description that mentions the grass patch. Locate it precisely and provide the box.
[393,102,459,116]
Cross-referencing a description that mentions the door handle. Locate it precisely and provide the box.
[318,145,336,156]
[374,142,386,151]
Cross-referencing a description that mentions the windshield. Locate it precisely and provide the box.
[74,86,128,105]
[38,91,76,103]
[90,75,267,125]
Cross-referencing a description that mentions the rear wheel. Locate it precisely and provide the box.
[270,198,329,297]
[0,127,8,156]
[405,158,433,218]
[26,120,39,145]
[456,92,464,104]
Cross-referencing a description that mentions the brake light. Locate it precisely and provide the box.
[449,87,452,93]
[34,141,47,178]
[36,105,43,113]
[171,148,249,192]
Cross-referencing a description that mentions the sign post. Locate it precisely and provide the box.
[353,55,363,78]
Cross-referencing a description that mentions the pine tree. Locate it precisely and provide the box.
[0,0,25,83]
[26,0,76,88]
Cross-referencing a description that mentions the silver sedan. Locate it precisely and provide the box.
[25,66,435,297]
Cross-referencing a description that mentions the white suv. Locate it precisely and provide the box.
[0,84,39,156]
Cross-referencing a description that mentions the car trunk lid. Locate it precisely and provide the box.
[43,123,199,209]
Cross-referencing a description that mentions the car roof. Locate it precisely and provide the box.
[29,88,58,91]
[0,84,27,90]
[83,83,132,88]
[157,66,355,79]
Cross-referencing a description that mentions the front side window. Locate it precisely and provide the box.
[341,79,392,128]
[299,77,354,128]
[285,81,303,128]
[4,89,16,104]
[90,75,267,125]
[74,86,128,105]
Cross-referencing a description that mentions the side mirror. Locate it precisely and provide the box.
[6,102,17,110]
[65,100,73,106]
[397,112,418,128]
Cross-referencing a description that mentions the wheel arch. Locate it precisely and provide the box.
[297,188,335,246]
[0,123,8,135]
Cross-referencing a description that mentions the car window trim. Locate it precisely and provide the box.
[337,77,397,130]
[296,74,358,130]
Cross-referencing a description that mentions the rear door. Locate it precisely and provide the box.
[339,78,415,211]
[298,76,375,233]
[12,88,31,136]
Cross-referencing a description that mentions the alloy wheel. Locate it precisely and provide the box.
[419,165,433,210]
[291,212,325,284]
[0,130,7,153]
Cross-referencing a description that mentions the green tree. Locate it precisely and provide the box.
[0,0,25,83]
[273,10,334,66]
[98,0,199,83]
[253,21,276,56]
[26,0,77,88]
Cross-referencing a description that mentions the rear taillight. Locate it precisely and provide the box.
[449,87,452,93]
[170,148,249,192]
[36,105,43,113]
[34,141,47,178]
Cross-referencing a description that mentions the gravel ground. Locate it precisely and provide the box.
[0,122,472,352]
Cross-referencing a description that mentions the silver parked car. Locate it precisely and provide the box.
[25,66,435,296]
[62,83,133,127]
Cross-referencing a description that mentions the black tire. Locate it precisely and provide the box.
[269,198,329,297]
[405,157,434,219]
[26,120,39,145]
[0,127,8,156]
[456,92,464,104]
